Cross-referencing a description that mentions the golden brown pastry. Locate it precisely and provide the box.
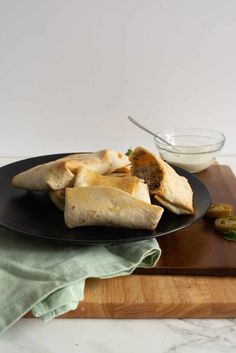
[50,166,150,211]
[74,167,150,203]
[64,186,164,230]
[129,146,194,215]
[12,149,130,191]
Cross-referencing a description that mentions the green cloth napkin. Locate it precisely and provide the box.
[0,227,161,335]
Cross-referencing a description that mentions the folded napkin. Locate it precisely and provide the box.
[0,227,161,335]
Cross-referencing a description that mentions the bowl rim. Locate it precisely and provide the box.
[154,145,223,155]
[154,128,225,153]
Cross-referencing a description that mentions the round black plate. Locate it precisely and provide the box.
[0,154,211,245]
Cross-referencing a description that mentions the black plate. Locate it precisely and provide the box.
[0,154,211,245]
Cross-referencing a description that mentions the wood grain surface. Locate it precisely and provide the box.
[136,165,236,275]
[25,165,236,319]
[25,275,236,318]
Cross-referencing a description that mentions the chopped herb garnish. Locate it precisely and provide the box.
[125,148,133,156]
[223,230,236,242]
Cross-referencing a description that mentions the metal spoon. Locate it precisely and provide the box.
[128,116,179,150]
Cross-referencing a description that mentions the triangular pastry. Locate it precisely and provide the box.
[129,146,194,215]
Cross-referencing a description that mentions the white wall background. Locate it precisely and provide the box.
[0,0,236,157]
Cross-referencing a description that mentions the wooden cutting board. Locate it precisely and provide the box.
[136,165,236,276]
[25,164,236,319]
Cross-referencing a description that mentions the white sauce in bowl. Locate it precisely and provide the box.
[159,150,218,173]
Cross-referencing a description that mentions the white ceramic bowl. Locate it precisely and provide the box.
[154,128,225,173]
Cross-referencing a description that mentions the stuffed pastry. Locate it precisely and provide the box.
[12,149,130,191]
[74,167,150,203]
[129,146,194,215]
[64,186,164,230]
[49,166,150,211]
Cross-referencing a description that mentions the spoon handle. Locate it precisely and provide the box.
[128,116,174,147]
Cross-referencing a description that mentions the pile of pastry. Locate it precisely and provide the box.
[12,147,194,230]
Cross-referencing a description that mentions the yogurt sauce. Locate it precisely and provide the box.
[159,150,216,173]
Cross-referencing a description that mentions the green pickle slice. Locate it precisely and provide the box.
[206,203,234,218]
[215,216,236,233]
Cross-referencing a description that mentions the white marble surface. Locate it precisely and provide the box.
[0,156,236,352]
[1,319,236,353]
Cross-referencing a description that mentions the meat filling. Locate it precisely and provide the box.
[132,165,162,191]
